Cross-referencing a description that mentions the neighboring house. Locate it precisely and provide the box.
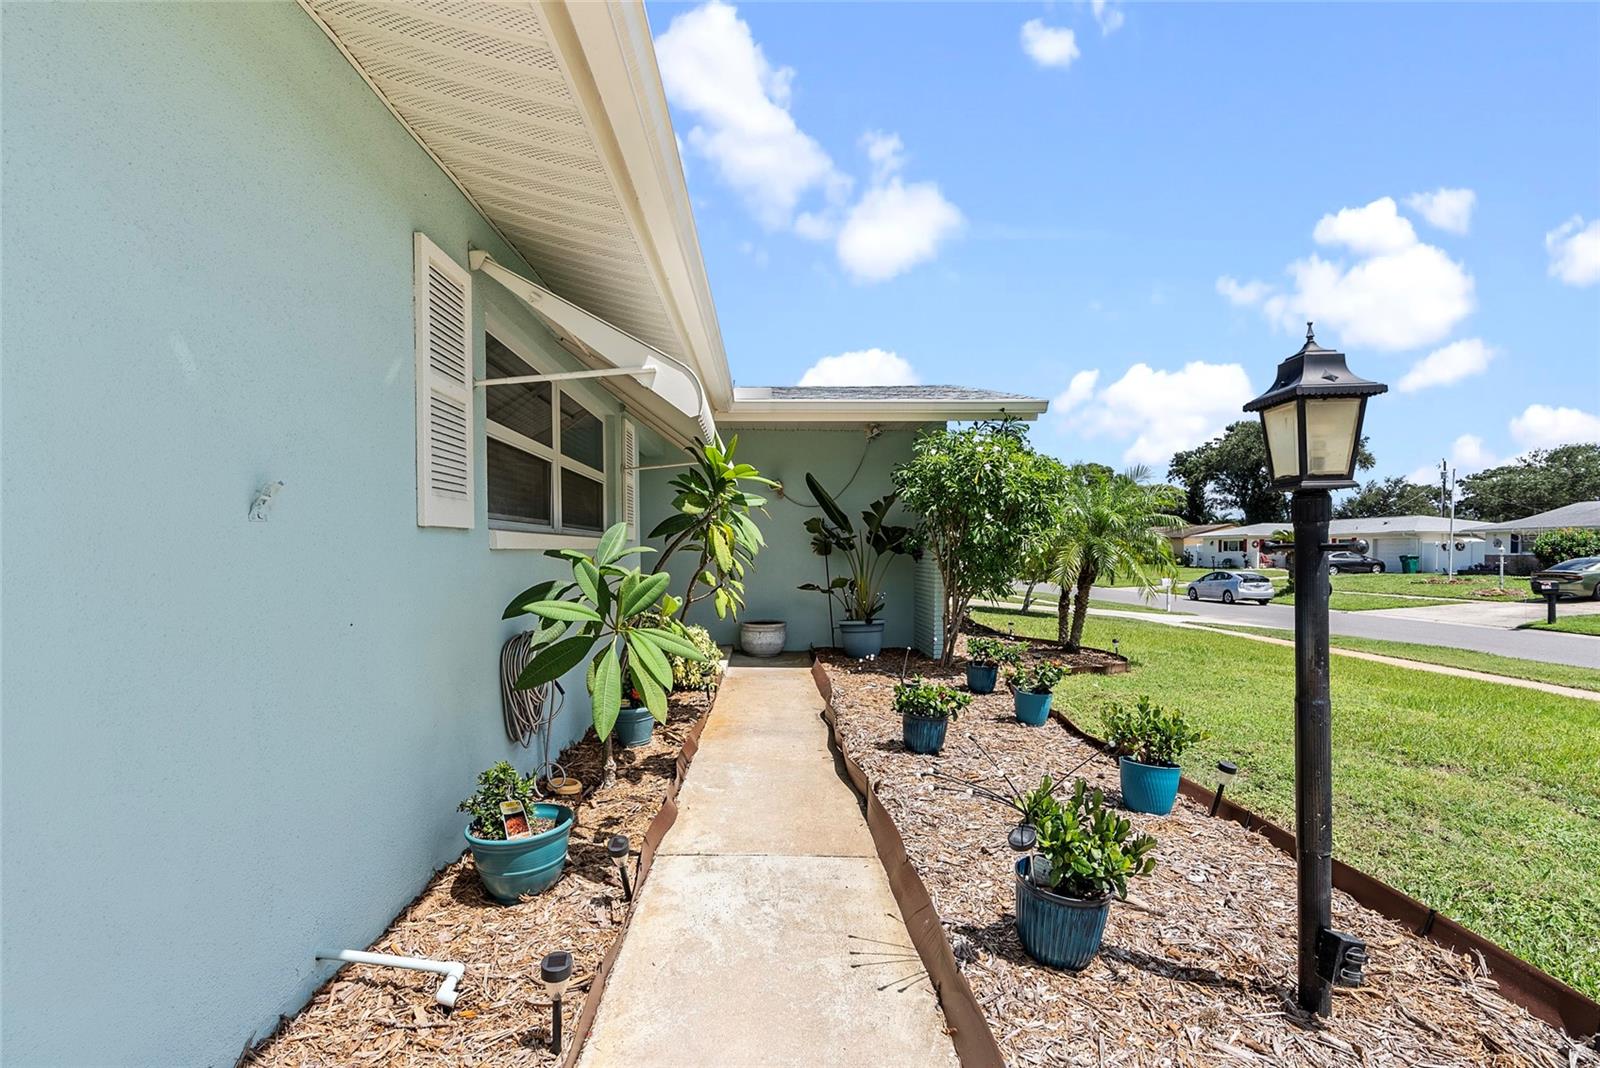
[1474,500,1600,573]
[0,5,1044,1065]
[1160,523,1234,563]
[1196,516,1490,572]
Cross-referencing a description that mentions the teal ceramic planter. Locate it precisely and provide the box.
[614,704,656,749]
[838,620,885,659]
[1014,857,1110,970]
[965,663,999,694]
[1013,689,1052,726]
[902,713,949,754]
[1119,756,1181,815]
[466,803,574,904]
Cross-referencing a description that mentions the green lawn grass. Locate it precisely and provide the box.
[1329,572,1535,602]
[972,606,1600,998]
[1523,614,1600,636]
[1197,623,1600,693]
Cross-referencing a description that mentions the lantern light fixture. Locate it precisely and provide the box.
[1243,324,1387,492]
[540,950,574,1054]
[1210,760,1238,817]
[607,834,634,902]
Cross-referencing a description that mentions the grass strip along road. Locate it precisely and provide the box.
[972,607,1600,999]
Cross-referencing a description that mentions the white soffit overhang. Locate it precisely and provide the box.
[472,252,715,443]
[299,0,734,411]
[721,390,1050,425]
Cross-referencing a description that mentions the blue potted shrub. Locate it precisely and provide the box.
[460,762,575,904]
[964,636,1022,694]
[896,677,970,754]
[1104,696,1206,815]
[1014,779,1157,970]
[1007,659,1066,726]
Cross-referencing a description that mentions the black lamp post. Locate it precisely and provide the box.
[1244,323,1385,1016]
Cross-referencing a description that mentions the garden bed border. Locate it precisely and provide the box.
[811,653,1599,1056]
[559,685,720,1068]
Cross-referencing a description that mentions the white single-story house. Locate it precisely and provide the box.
[1193,516,1491,572]
[1474,500,1600,573]
[0,5,1045,1063]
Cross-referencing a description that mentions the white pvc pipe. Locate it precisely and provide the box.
[318,949,465,1008]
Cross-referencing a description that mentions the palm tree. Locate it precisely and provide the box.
[1049,466,1184,650]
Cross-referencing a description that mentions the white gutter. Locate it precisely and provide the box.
[318,949,465,1008]
[471,252,715,444]
[720,397,1050,424]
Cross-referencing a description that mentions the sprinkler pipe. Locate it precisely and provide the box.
[316,949,465,1008]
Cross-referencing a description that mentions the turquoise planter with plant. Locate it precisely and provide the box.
[965,663,998,694]
[1013,779,1157,971]
[798,472,915,660]
[1104,696,1205,816]
[1008,659,1066,726]
[614,704,656,748]
[465,804,574,904]
[965,636,1022,694]
[896,677,968,755]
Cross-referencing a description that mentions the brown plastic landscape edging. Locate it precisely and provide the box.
[560,688,717,1068]
[1046,707,1600,1041]
[812,659,1008,1068]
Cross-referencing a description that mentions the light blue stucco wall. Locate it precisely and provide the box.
[0,5,650,1064]
[643,427,927,651]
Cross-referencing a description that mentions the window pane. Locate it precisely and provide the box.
[1304,397,1361,477]
[559,391,604,470]
[488,438,552,526]
[561,468,605,532]
[485,336,552,447]
[1263,402,1299,479]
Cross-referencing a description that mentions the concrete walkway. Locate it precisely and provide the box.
[578,656,957,1068]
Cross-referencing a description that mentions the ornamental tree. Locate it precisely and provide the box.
[892,420,1063,664]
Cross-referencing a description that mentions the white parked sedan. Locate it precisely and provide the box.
[1187,571,1277,605]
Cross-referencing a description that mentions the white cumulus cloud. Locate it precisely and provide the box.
[1091,0,1126,35]
[1406,433,1499,485]
[798,348,919,387]
[1313,197,1418,256]
[655,0,844,229]
[860,130,906,183]
[1396,338,1497,393]
[1020,19,1080,68]
[1056,361,1256,465]
[1545,216,1600,287]
[1216,276,1271,306]
[836,178,964,284]
[1406,188,1475,234]
[1509,404,1600,450]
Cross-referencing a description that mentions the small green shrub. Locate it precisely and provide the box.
[671,624,723,691]
[967,636,1024,667]
[1019,773,1062,827]
[1008,659,1067,694]
[1034,778,1157,900]
[1103,695,1205,766]
[459,761,542,841]
[1533,527,1600,567]
[893,677,971,720]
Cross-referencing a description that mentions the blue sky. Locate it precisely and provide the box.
[651,1,1600,487]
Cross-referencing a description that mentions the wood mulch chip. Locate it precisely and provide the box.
[821,640,1597,1068]
[245,690,713,1068]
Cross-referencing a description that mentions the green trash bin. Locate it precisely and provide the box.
[1401,555,1420,574]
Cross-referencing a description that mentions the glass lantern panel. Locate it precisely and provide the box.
[1305,397,1362,476]
[1263,402,1300,480]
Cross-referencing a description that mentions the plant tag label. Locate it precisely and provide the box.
[500,800,533,840]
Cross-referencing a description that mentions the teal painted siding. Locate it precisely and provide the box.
[0,5,644,1064]
[643,427,929,651]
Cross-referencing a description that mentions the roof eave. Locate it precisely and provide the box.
[718,397,1050,424]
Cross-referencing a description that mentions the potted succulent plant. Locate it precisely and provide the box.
[505,523,707,787]
[964,636,1022,694]
[895,677,970,754]
[1103,696,1206,815]
[1014,778,1157,969]
[460,762,575,904]
[798,473,915,659]
[1007,659,1066,726]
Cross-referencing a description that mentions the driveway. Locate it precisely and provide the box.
[1014,584,1600,669]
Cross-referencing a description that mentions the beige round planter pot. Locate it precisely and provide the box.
[738,620,787,658]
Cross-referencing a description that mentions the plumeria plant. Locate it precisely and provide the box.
[504,523,707,787]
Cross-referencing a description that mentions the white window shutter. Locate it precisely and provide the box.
[413,234,474,529]
[621,419,640,542]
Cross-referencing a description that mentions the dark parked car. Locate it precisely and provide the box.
[1327,550,1385,574]
[1530,557,1600,600]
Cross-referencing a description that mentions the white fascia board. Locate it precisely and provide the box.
[718,397,1050,424]
[473,252,715,446]
[544,1,735,411]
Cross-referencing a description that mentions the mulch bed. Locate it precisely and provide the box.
[246,689,713,1068]
[820,639,1596,1068]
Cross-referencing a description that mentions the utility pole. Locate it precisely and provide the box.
[1446,464,1457,578]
